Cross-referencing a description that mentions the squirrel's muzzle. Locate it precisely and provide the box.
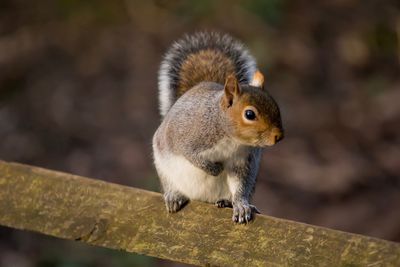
[267,127,284,146]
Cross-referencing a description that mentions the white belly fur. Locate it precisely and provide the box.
[154,138,249,203]
[154,152,231,203]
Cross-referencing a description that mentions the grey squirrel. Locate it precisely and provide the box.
[152,32,283,224]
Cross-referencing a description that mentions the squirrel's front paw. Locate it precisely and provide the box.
[215,199,232,208]
[232,202,260,224]
[164,192,188,213]
[206,161,224,176]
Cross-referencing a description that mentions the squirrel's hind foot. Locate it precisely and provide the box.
[164,192,189,213]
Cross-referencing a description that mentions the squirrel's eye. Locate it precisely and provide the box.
[244,109,256,120]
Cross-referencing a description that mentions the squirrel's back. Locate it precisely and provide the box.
[158,32,257,116]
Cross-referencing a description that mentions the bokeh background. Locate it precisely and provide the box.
[1,0,399,266]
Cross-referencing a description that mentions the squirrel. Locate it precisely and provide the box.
[152,32,283,224]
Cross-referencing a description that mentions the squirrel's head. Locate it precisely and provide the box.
[221,72,284,147]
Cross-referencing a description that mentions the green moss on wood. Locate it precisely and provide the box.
[0,160,399,266]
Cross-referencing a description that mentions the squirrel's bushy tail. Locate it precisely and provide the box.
[158,32,257,117]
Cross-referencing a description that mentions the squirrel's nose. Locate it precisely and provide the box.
[272,131,284,144]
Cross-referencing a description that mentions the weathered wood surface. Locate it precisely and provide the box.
[0,160,399,266]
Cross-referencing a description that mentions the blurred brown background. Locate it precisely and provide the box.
[1,0,399,266]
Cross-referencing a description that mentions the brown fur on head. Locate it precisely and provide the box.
[221,73,284,147]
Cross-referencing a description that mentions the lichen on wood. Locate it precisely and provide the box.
[0,160,399,266]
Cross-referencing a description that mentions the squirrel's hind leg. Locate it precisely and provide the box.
[155,162,189,212]
[164,191,189,213]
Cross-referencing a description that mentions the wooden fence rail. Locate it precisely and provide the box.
[0,160,399,266]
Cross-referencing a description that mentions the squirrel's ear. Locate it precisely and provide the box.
[223,75,240,107]
[250,70,265,88]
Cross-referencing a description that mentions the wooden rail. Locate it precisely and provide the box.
[0,160,399,266]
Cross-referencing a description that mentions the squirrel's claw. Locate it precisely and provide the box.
[250,204,261,214]
[215,199,233,208]
[232,202,258,224]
